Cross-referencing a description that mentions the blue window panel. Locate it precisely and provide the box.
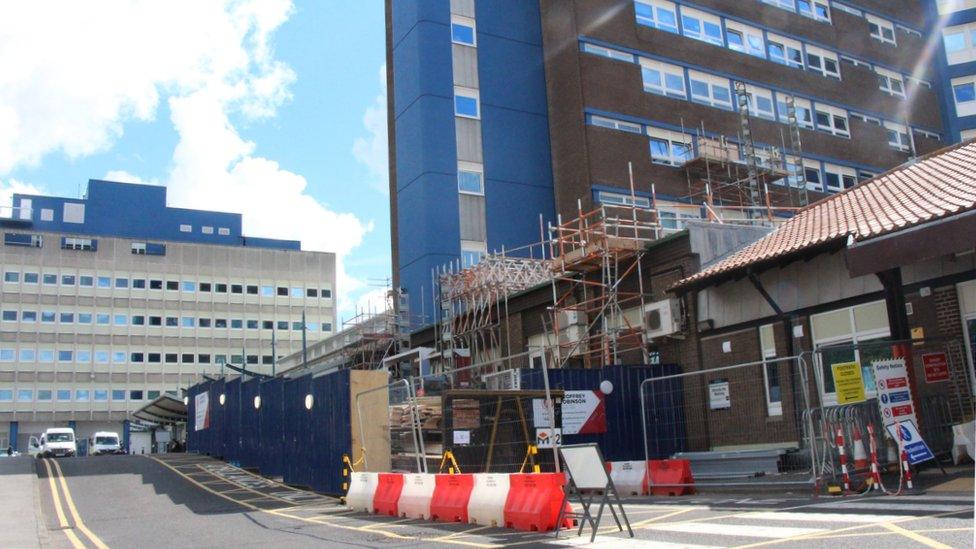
[458,170,484,194]
[146,242,166,255]
[4,233,41,247]
[954,83,975,103]
[454,94,479,118]
[451,23,475,46]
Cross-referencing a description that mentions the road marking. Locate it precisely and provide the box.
[41,459,86,549]
[149,456,499,548]
[644,522,824,539]
[809,500,970,513]
[190,463,314,506]
[550,537,722,548]
[741,511,907,524]
[630,508,695,529]
[881,522,954,549]
[809,526,973,540]
[50,458,110,549]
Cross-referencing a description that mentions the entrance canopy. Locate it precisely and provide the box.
[132,393,187,424]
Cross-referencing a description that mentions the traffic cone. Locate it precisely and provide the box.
[852,426,869,470]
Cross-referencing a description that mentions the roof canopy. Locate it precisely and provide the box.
[132,393,186,424]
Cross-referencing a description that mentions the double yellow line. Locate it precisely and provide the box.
[40,458,109,549]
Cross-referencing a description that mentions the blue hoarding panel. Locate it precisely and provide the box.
[310,370,353,494]
[259,378,284,477]
[239,379,261,469]
[519,365,686,461]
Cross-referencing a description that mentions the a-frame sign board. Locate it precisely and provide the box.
[555,443,633,542]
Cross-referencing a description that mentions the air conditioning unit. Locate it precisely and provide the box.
[643,299,680,340]
[555,310,585,329]
[558,325,587,356]
[484,369,520,390]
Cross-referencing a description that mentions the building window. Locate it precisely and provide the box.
[639,58,686,99]
[261,285,273,296]
[867,14,896,45]
[726,20,764,58]
[803,160,823,191]
[814,104,849,137]
[231,284,243,294]
[797,0,830,22]
[199,282,212,292]
[461,241,487,268]
[130,390,144,401]
[457,162,484,195]
[181,281,195,292]
[25,272,39,284]
[811,301,890,405]
[454,87,480,119]
[277,286,288,296]
[2,271,17,283]
[246,285,258,295]
[179,224,192,233]
[884,122,911,151]
[43,273,58,285]
[876,68,905,98]
[40,208,54,221]
[2,310,15,322]
[776,96,813,128]
[744,85,775,120]
[218,227,230,236]
[581,42,633,62]
[952,77,976,117]
[680,7,723,46]
[94,390,108,402]
[597,191,651,208]
[182,316,194,328]
[61,237,96,251]
[805,45,840,79]
[589,115,643,134]
[634,0,679,33]
[202,226,214,234]
[943,24,976,65]
[688,70,732,109]
[321,289,332,299]
[766,36,804,69]
[648,127,692,166]
[451,16,476,46]
[4,233,43,247]
[759,324,783,416]
[37,390,52,401]
[823,163,857,191]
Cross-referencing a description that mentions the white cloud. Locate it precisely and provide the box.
[0,1,376,319]
[352,64,389,194]
[0,179,44,212]
[354,287,393,318]
[102,170,155,185]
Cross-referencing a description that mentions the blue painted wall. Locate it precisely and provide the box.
[931,2,976,142]
[11,179,300,250]
[392,0,556,325]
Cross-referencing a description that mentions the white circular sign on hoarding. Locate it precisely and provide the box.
[254,396,262,409]
[305,394,314,410]
[599,380,614,395]
[219,393,226,406]
[183,396,189,406]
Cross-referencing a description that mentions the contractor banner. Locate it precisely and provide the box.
[532,391,606,435]
[194,391,210,431]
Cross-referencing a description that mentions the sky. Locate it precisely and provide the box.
[0,0,391,324]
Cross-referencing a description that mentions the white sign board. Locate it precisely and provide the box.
[559,444,609,491]
[873,358,917,429]
[708,380,730,410]
[885,419,935,464]
[453,430,470,445]
[194,392,210,431]
[532,398,553,428]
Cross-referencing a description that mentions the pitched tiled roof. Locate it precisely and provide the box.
[673,140,976,291]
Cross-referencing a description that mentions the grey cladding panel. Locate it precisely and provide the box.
[458,194,487,242]
[455,118,483,162]
[452,44,479,88]
[450,0,475,17]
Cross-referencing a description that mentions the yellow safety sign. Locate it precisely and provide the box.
[831,361,866,404]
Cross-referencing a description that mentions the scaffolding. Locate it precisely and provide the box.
[437,251,553,370]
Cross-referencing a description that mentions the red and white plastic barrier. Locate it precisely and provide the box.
[430,474,474,523]
[373,473,405,516]
[467,473,510,527]
[398,474,436,519]
[867,424,881,491]
[852,427,869,470]
[648,459,695,496]
[347,472,575,533]
[607,460,649,496]
[345,472,379,513]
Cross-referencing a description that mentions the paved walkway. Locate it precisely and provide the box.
[0,456,43,548]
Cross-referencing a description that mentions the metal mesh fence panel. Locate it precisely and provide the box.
[640,356,817,487]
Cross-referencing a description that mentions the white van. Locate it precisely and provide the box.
[89,432,122,455]
[30,428,77,458]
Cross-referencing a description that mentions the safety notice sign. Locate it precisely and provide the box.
[885,419,935,464]
[873,358,917,430]
[831,361,866,404]
[708,379,730,410]
[194,392,210,431]
[922,352,950,383]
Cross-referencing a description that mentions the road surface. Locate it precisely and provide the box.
[24,454,975,548]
